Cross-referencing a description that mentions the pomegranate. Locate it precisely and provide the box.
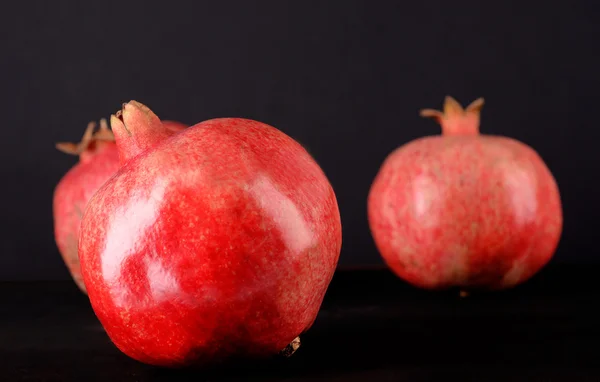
[367,96,562,293]
[53,120,120,293]
[78,101,342,367]
[54,118,187,293]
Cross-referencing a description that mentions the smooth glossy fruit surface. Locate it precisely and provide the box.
[368,97,562,292]
[79,101,342,367]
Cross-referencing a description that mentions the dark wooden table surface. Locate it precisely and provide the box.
[1,265,599,381]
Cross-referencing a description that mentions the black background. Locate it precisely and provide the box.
[2,1,599,281]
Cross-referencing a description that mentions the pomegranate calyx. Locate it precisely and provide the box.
[56,119,115,156]
[420,96,485,136]
[110,100,178,165]
[112,110,130,136]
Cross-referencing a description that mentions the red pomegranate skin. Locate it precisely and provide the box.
[78,101,342,367]
[368,97,562,292]
[54,119,186,293]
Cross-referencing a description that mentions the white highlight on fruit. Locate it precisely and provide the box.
[144,249,183,304]
[249,174,315,255]
[411,174,440,228]
[498,161,538,287]
[101,179,172,306]
[502,163,538,226]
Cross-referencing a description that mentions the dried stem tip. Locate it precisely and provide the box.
[280,337,301,358]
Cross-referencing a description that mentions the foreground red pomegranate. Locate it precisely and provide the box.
[54,120,120,293]
[78,101,342,367]
[368,96,562,293]
[54,118,186,293]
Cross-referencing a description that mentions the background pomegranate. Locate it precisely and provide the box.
[367,96,562,294]
[78,101,342,367]
[54,118,186,293]
[53,120,120,293]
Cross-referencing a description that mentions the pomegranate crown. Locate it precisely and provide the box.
[56,119,115,156]
[420,96,485,136]
[109,100,179,165]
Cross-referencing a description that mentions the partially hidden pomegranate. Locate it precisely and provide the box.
[78,101,342,367]
[54,118,186,293]
[367,96,562,294]
[54,120,120,293]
